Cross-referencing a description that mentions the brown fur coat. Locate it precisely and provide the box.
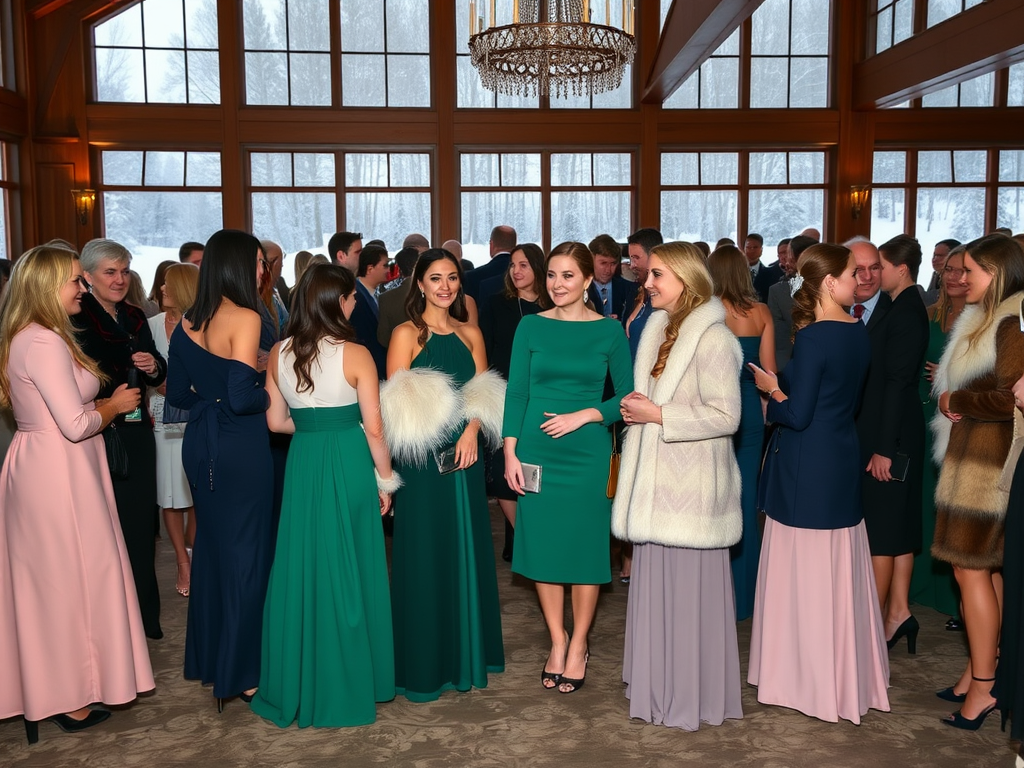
[931,293,1024,569]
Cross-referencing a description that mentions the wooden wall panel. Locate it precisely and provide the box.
[33,161,78,245]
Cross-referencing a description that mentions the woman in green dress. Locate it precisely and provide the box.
[251,264,400,727]
[503,241,634,694]
[910,247,967,620]
[382,248,505,702]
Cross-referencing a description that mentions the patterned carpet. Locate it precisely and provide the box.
[0,506,1017,768]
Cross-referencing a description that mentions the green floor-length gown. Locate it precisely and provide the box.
[390,332,505,702]
[504,315,634,584]
[909,315,960,616]
[252,398,395,727]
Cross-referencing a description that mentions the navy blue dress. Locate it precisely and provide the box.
[167,326,274,699]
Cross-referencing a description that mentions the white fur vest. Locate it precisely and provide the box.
[611,299,744,549]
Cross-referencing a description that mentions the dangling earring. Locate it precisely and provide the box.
[420,289,425,297]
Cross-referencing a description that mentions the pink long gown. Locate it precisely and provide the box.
[0,324,154,721]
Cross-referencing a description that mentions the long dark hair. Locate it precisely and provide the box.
[185,229,263,332]
[708,244,758,312]
[283,263,357,393]
[503,243,552,308]
[404,248,468,347]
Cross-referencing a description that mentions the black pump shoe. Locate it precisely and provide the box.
[886,615,920,654]
[936,686,967,704]
[26,709,111,744]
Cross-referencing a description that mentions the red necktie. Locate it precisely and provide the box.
[853,304,865,319]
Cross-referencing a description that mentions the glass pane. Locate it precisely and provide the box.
[387,55,431,107]
[873,151,907,184]
[0,192,7,261]
[456,55,494,108]
[748,189,824,244]
[94,4,142,47]
[386,0,430,52]
[187,50,221,103]
[717,29,740,57]
[390,154,430,187]
[251,153,293,186]
[96,48,145,102]
[661,153,699,186]
[145,152,186,186]
[345,192,432,251]
[959,72,994,107]
[893,0,913,44]
[917,187,985,242]
[461,154,499,187]
[289,0,330,51]
[750,57,789,108]
[340,0,384,52]
[243,0,287,51]
[245,52,289,105]
[876,7,893,53]
[663,73,698,109]
[252,192,336,255]
[145,49,186,103]
[594,154,631,185]
[750,152,788,185]
[918,151,952,183]
[927,0,960,27]
[186,152,221,186]
[702,153,739,185]
[185,0,219,48]
[290,52,332,106]
[103,151,144,186]
[342,54,386,106]
[701,58,739,108]
[870,188,906,245]
[495,89,538,108]
[501,154,541,186]
[550,90,591,110]
[789,152,825,184]
[660,190,738,243]
[345,153,389,186]
[551,154,592,187]
[461,192,542,262]
[456,0,471,55]
[591,64,632,109]
[999,151,1024,182]
[791,0,829,55]
[789,57,828,108]
[1010,63,1024,107]
[551,192,631,244]
[953,150,986,183]
[294,153,335,186]
[102,191,223,288]
[752,0,790,55]
[142,0,184,48]
[997,188,1024,234]
[921,82,958,107]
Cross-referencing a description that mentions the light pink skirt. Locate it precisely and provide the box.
[747,518,890,724]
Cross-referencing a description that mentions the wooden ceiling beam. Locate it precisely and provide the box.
[854,0,1024,109]
[641,0,765,105]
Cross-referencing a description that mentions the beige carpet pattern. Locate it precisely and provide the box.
[0,507,1018,768]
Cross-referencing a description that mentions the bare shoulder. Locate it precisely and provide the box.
[344,340,373,366]
[391,321,418,344]
[456,321,484,347]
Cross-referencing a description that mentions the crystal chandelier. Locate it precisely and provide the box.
[469,1,636,99]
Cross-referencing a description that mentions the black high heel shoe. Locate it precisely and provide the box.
[942,676,997,731]
[886,615,920,654]
[936,686,967,703]
[558,649,589,694]
[25,709,111,744]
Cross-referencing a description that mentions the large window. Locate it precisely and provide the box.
[663,31,740,109]
[100,149,223,287]
[1010,63,1024,107]
[874,0,913,54]
[927,0,984,28]
[660,150,826,260]
[0,141,11,261]
[93,0,220,104]
[459,151,634,260]
[870,149,1024,246]
[921,71,994,107]
[243,0,331,106]
[249,149,432,281]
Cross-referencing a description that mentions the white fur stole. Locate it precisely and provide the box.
[379,368,461,466]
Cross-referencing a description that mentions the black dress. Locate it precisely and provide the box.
[855,288,930,556]
[999,450,1024,738]
[72,292,167,639]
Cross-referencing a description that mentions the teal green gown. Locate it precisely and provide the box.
[390,332,505,702]
[251,404,395,727]
[730,336,763,622]
[503,315,634,584]
[909,315,960,616]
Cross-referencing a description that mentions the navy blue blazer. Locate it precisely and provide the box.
[752,263,784,304]
[758,320,871,530]
[350,280,387,379]
[463,252,511,303]
[591,276,638,325]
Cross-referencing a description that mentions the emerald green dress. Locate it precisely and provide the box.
[503,315,634,584]
[390,332,505,702]
[252,341,395,728]
[909,314,960,616]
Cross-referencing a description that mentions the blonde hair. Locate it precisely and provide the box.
[932,245,965,330]
[963,234,1024,347]
[648,242,714,378]
[162,262,200,314]
[0,246,107,408]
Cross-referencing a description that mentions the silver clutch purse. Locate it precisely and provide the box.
[521,462,542,493]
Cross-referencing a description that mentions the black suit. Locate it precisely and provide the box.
[767,279,794,372]
[855,289,930,556]
[463,252,511,303]
[751,263,784,304]
[351,280,387,379]
[592,276,638,325]
[377,278,413,348]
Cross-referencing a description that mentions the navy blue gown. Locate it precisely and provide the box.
[167,326,274,699]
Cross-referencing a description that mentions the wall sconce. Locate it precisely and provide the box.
[850,185,871,219]
[70,189,96,225]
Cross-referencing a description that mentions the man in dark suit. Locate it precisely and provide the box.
[588,234,637,325]
[351,243,389,378]
[922,238,961,305]
[745,233,784,303]
[377,246,421,348]
[261,240,290,325]
[767,234,817,372]
[463,225,516,305]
